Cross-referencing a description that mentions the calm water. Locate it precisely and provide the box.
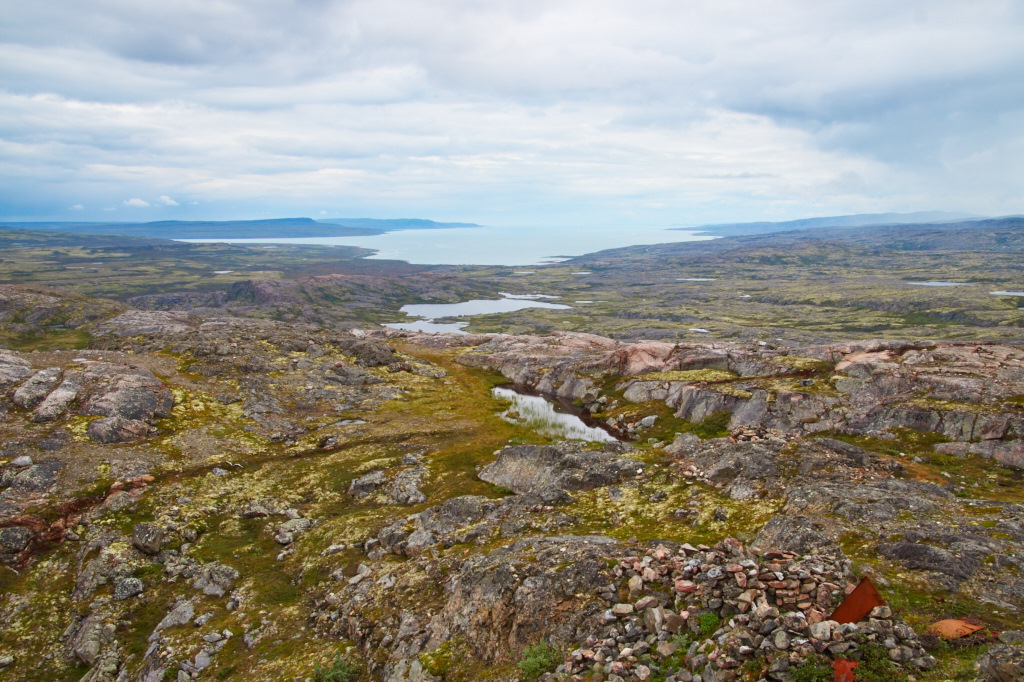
[905,281,971,287]
[383,293,570,334]
[182,225,715,266]
[991,290,1024,296]
[492,387,616,442]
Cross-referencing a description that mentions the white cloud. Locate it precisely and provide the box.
[0,0,1021,223]
[69,203,83,210]
[123,198,150,207]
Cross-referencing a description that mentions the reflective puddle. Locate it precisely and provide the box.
[492,386,617,442]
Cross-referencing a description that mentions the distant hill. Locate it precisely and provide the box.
[319,218,481,230]
[0,217,480,240]
[682,211,981,237]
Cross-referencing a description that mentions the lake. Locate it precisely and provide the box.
[182,224,715,266]
[383,293,570,333]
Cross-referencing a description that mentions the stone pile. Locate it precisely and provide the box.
[555,538,935,682]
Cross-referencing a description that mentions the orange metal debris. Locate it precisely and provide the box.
[929,619,985,639]
[829,577,886,624]
[833,658,859,682]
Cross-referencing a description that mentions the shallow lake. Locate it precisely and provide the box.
[182,224,715,266]
[905,281,971,287]
[383,293,570,334]
[991,290,1024,296]
[492,386,617,442]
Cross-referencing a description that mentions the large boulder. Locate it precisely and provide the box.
[88,416,155,444]
[132,522,165,555]
[11,369,62,409]
[32,373,84,422]
[478,441,642,495]
[0,352,33,391]
[82,364,174,422]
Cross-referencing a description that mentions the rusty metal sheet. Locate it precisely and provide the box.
[929,618,985,639]
[829,577,886,624]
[833,658,859,682]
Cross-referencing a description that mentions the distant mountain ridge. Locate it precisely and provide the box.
[0,217,481,240]
[682,211,982,237]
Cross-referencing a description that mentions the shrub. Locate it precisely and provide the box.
[517,640,562,681]
[791,654,833,682]
[313,654,360,682]
[857,643,908,682]
[698,612,721,638]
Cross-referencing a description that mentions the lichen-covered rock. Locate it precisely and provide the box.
[32,372,84,422]
[977,643,1024,681]
[478,441,642,495]
[0,525,31,563]
[132,522,165,555]
[389,466,428,505]
[113,576,144,600]
[12,368,62,409]
[82,363,174,422]
[154,599,195,632]
[0,351,33,391]
[64,613,114,666]
[87,416,155,444]
[349,469,389,499]
[187,562,239,597]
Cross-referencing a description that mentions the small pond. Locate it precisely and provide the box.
[991,291,1024,296]
[905,281,971,287]
[492,386,618,442]
[383,293,570,334]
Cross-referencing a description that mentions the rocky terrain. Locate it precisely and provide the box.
[1,280,1024,681]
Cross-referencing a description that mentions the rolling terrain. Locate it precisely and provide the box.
[0,218,1022,681]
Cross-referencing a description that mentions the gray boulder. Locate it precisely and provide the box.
[88,416,155,444]
[188,562,239,597]
[349,469,388,499]
[113,576,144,600]
[11,368,62,409]
[132,523,165,555]
[389,466,428,505]
[754,515,836,554]
[82,364,174,421]
[478,441,642,494]
[0,352,33,391]
[976,643,1024,681]
[878,541,980,582]
[154,600,195,632]
[32,373,84,422]
[0,526,31,562]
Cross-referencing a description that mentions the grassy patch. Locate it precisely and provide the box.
[634,369,738,383]
[517,640,562,681]
[313,654,361,682]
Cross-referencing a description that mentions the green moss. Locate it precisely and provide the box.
[1,327,92,351]
[313,654,361,682]
[791,655,834,682]
[634,369,738,383]
[419,636,468,677]
[771,355,833,372]
[517,640,562,681]
[688,410,733,439]
[698,612,721,637]
[857,642,909,682]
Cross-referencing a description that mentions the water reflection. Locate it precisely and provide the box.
[492,386,617,442]
[383,293,570,334]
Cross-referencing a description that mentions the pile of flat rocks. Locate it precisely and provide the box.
[553,538,935,682]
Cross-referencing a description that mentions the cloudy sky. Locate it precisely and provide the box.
[1,0,1022,226]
